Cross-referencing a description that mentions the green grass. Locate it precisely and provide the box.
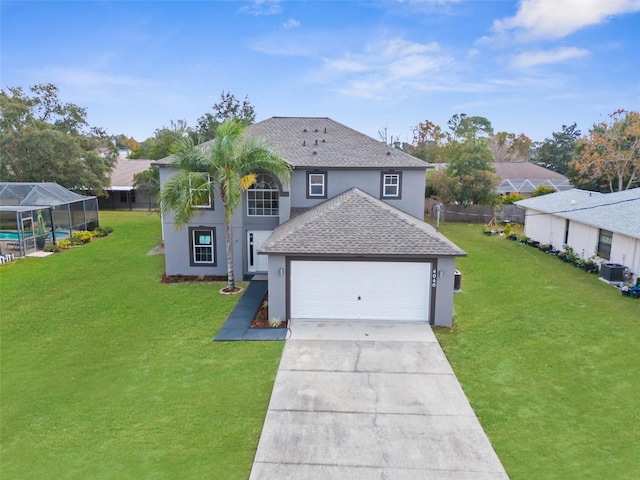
[0,211,283,480]
[435,223,640,480]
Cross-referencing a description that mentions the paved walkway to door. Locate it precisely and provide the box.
[250,320,508,479]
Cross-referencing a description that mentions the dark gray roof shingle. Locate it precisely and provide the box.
[259,187,466,257]
[247,117,427,169]
[153,117,428,170]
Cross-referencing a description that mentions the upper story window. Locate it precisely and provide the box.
[597,229,613,260]
[307,171,327,199]
[381,172,402,199]
[247,174,279,216]
[189,172,212,209]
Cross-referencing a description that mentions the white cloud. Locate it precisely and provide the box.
[317,38,453,99]
[510,47,590,67]
[493,0,640,41]
[283,18,300,29]
[239,0,282,16]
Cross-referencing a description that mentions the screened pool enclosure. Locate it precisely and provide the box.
[0,183,99,257]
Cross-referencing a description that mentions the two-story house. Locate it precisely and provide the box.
[155,117,465,327]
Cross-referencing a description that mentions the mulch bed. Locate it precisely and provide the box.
[161,274,228,283]
[250,294,287,329]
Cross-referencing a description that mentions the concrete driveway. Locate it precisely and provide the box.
[249,321,508,479]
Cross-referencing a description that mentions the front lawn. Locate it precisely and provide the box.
[0,211,283,479]
[436,223,640,480]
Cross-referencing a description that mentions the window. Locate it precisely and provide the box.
[189,173,212,209]
[381,172,402,198]
[247,174,279,216]
[189,227,216,266]
[307,172,327,198]
[597,229,613,260]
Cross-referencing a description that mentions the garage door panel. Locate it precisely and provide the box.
[290,260,430,322]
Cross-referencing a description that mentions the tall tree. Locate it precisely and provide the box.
[572,110,640,192]
[195,91,256,141]
[160,118,290,292]
[427,140,498,205]
[532,123,580,174]
[129,119,191,160]
[0,83,116,192]
[410,119,447,162]
[447,113,493,142]
[486,131,532,162]
[133,166,160,210]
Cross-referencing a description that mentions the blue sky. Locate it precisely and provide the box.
[2,0,639,144]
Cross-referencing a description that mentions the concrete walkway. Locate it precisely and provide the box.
[250,320,508,479]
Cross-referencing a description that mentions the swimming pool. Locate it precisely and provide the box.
[0,231,70,240]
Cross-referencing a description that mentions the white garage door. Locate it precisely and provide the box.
[290,260,431,322]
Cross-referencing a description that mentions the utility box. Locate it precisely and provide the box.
[599,263,625,283]
[454,270,462,292]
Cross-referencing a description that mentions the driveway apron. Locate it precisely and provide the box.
[249,321,508,479]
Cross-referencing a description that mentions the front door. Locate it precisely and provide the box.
[247,230,272,273]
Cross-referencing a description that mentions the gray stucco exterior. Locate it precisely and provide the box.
[155,117,465,327]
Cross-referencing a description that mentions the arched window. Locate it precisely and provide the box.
[247,174,279,216]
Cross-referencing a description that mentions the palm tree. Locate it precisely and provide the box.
[160,118,290,292]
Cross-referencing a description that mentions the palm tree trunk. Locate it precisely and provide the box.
[225,218,235,291]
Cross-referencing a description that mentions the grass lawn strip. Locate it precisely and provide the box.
[0,211,283,479]
[435,222,640,480]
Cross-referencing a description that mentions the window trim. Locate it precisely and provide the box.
[247,173,280,217]
[306,171,327,199]
[597,229,613,260]
[189,227,217,266]
[381,171,402,199]
[189,172,212,209]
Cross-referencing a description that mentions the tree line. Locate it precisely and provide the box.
[1,83,638,204]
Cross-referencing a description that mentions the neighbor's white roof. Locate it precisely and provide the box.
[516,188,640,240]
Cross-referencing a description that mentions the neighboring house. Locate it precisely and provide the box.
[154,117,466,327]
[494,162,573,196]
[99,154,157,211]
[516,188,640,281]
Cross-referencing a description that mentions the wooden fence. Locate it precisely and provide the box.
[425,198,525,224]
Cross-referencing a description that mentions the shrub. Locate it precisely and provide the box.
[92,226,111,237]
[72,231,93,244]
[57,239,72,249]
[501,193,525,205]
[531,185,556,197]
[44,244,61,253]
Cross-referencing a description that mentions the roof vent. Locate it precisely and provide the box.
[324,127,327,133]
[314,128,319,132]
[322,139,326,143]
[313,151,317,155]
[386,151,391,155]
[303,140,306,146]
[315,139,318,145]
[303,128,307,132]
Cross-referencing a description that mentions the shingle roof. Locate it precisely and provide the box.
[259,187,466,257]
[516,188,640,240]
[245,117,427,169]
[109,158,154,190]
[493,162,568,180]
[154,117,427,170]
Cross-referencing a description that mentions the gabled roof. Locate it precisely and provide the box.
[153,117,427,170]
[109,158,154,190]
[516,188,640,240]
[259,187,466,257]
